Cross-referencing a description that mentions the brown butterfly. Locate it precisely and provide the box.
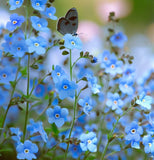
[57,8,78,36]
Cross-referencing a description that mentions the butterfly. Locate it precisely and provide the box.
[57,7,78,36]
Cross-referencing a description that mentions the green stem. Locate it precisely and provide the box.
[69,49,72,81]
[64,91,78,160]
[100,106,133,159]
[1,58,21,130]
[23,54,30,142]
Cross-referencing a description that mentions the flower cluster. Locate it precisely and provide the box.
[0,2,153,160]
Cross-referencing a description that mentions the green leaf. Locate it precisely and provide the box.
[20,66,27,77]
[80,51,83,57]
[51,123,59,137]
[9,81,16,88]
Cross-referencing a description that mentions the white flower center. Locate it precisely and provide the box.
[36,2,40,6]
[55,113,60,118]
[71,41,75,45]
[63,85,68,89]
[37,24,41,27]
[57,72,60,76]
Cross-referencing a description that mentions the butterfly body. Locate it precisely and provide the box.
[57,8,78,35]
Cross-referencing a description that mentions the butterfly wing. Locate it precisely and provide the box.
[57,17,72,35]
[57,8,78,35]
[65,8,78,34]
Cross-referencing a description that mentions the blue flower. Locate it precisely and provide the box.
[63,34,82,50]
[46,106,69,128]
[31,0,47,11]
[110,32,127,48]
[55,79,77,100]
[100,50,112,68]
[10,40,28,57]
[46,138,57,149]
[0,66,16,84]
[78,96,95,115]
[79,132,97,152]
[0,50,2,60]
[125,121,143,149]
[26,36,47,55]
[16,140,38,160]
[87,75,101,94]
[142,135,154,154]
[43,7,57,20]
[69,144,82,159]
[51,65,67,83]
[33,84,46,98]
[9,0,24,10]
[2,34,14,53]
[106,92,124,114]
[10,127,23,144]
[6,13,25,32]
[119,78,134,95]
[27,119,48,143]
[136,92,153,110]
[30,16,49,32]
[104,54,123,76]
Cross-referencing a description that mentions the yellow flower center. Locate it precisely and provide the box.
[87,140,92,144]
[111,64,115,69]
[142,99,145,102]
[124,84,128,88]
[24,149,29,153]
[131,129,136,134]
[104,57,108,61]
[48,13,52,16]
[36,2,40,6]
[113,100,117,105]
[37,24,41,27]
[71,41,75,45]
[57,72,60,76]
[149,143,152,147]
[13,20,17,24]
[16,1,20,4]
[34,43,39,47]
[85,102,89,106]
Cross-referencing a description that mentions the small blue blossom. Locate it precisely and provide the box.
[87,75,101,94]
[30,16,49,32]
[31,0,47,11]
[27,119,48,143]
[6,13,25,32]
[78,96,95,115]
[9,0,24,10]
[63,34,82,50]
[142,135,154,154]
[100,50,112,68]
[55,79,78,100]
[119,78,134,95]
[79,132,97,152]
[33,84,46,98]
[110,32,127,48]
[69,144,82,159]
[51,65,67,83]
[0,50,2,60]
[46,106,69,128]
[26,36,47,55]
[77,66,93,79]
[125,121,143,149]
[16,140,38,160]
[106,92,124,114]
[10,127,23,144]
[43,7,57,20]
[0,66,16,84]
[11,40,28,57]
[136,92,153,110]
[46,138,57,149]
[105,54,123,76]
